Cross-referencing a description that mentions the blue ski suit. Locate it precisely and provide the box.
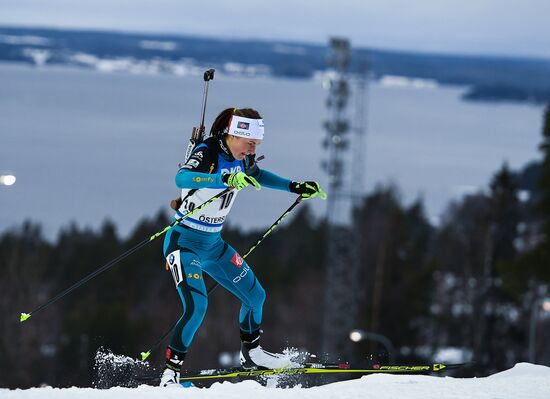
[164,136,292,353]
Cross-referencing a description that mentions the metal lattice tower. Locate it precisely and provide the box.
[321,38,365,361]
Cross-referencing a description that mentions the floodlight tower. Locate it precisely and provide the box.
[320,38,364,361]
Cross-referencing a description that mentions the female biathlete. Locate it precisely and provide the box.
[161,107,326,386]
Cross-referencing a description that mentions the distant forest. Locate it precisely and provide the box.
[1,107,550,389]
[1,26,550,104]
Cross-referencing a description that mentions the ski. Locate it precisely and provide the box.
[178,362,465,382]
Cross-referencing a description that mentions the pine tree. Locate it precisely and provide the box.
[539,104,550,244]
[499,104,550,297]
[479,164,520,371]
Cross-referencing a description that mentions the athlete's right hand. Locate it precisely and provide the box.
[222,172,261,191]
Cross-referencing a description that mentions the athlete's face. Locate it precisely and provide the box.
[227,136,262,160]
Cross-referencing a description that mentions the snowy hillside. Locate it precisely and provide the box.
[1,363,549,399]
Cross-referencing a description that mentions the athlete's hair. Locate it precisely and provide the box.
[209,107,262,138]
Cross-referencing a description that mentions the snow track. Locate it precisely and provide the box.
[1,363,549,399]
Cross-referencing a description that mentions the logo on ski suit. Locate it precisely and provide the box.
[233,265,250,283]
[231,252,244,268]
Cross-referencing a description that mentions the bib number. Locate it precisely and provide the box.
[182,199,196,213]
[219,191,235,210]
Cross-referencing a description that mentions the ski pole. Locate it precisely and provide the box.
[20,188,232,323]
[140,195,304,361]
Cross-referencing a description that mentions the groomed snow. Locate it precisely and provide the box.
[1,363,549,399]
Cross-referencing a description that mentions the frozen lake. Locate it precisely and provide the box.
[0,63,544,240]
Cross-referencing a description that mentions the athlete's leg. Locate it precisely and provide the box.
[201,242,265,334]
[161,228,208,385]
[202,239,292,369]
[165,248,208,352]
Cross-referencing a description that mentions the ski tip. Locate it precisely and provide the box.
[20,312,31,322]
[140,351,151,361]
[433,363,446,371]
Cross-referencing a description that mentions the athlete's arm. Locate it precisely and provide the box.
[248,167,292,191]
[176,170,225,189]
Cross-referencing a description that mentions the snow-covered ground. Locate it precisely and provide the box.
[1,363,549,399]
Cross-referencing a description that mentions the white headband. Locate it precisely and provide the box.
[228,115,264,140]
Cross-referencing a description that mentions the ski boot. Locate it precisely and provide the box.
[159,347,186,387]
[239,330,292,370]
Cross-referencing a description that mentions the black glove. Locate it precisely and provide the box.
[289,181,327,200]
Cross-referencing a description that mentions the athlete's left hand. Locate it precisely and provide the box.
[289,181,327,200]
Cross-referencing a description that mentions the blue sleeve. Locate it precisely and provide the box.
[175,169,225,189]
[250,167,292,191]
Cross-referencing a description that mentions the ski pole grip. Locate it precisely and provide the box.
[204,69,215,82]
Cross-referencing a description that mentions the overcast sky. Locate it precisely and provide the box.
[1,0,549,59]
